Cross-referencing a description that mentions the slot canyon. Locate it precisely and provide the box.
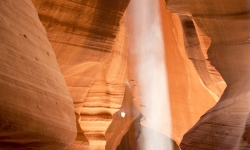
[0,0,250,149]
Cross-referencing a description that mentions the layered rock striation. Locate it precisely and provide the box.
[32,0,130,149]
[105,83,140,150]
[0,0,76,149]
[3,0,249,149]
[166,0,250,149]
[125,0,217,147]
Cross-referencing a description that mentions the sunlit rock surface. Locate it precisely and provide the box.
[32,0,130,149]
[125,0,216,148]
[2,0,249,149]
[166,0,250,149]
[178,15,226,100]
[0,0,76,149]
[116,115,143,150]
[105,83,140,150]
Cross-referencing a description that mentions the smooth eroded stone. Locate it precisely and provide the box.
[105,83,140,150]
[0,0,76,149]
[126,0,216,146]
[165,0,250,149]
[32,0,130,149]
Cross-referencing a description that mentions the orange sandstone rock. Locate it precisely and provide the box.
[125,0,216,148]
[166,0,250,149]
[105,83,140,150]
[0,0,76,149]
[3,0,247,149]
[32,0,130,149]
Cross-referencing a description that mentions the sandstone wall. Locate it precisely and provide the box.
[5,0,246,149]
[105,83,140,150]
[166,0,250,149]
[125,0,217,147]
[31,0,130,149]
[0,0,76,149]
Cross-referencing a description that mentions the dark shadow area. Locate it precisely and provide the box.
[117,115,180,150]
[116,115,142,150]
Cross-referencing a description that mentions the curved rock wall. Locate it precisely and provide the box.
[31,0,130,149]
[4,0,247,149]
[0,0,76,149]
[164,12,217,145]
[178,15,226,100]
[125,0,216,147]
[105,83,140,150]
[166,0,250,149]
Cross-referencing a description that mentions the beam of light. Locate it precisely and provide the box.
[125,0,172,149]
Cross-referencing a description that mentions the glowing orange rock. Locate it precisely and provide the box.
[0,0,76,149]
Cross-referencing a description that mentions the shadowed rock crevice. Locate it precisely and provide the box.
[165,0,250,149]
[178,15,226,100]
[116,115,143,150]
[3,0,250,149]
[116,116,180,150]
[105,83,140,150]
[32,0,130,149]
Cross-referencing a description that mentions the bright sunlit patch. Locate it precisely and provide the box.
[121,112,126,118]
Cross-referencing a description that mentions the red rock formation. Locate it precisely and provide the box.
[116,114,143,150]
[125,0,216,148]
[105,83,140,150]
[0,0,76,149]
[32,0,130,149]
[166,0,250,149]
[178,15,226,100]
[3,0,249,149]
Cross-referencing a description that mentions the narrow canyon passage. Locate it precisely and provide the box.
[1,0,250,150]
[165,0,250,149]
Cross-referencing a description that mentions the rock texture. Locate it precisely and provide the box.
[117,116,180,150]
[105,83,140,150]
[3,0,248,149]
[166,0,250,149]
[125,0,216,147]
[163,10,217,145]
[0,0,76,149]
[179,15,226,100]
[116,115,143,150]
[31,0,130,149]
